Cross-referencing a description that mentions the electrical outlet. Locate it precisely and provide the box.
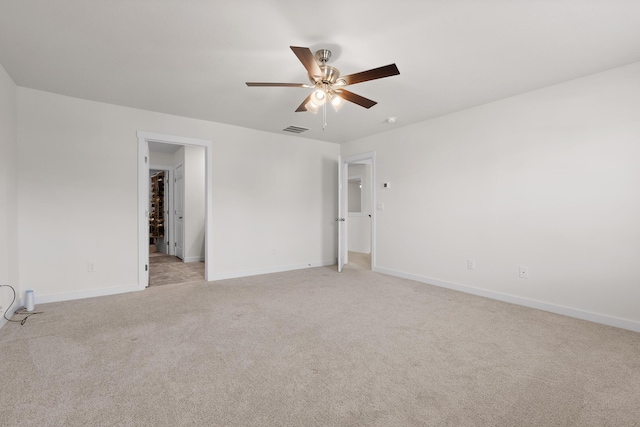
[87,262,95,273]
[519,266,529,279]
[467,259,476,270]
[271,248,277,255]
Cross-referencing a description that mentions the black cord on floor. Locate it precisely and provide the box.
[1,285,43,325]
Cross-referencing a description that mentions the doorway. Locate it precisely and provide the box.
[146,146,204,287]
[137,131,213,289]
[338,152,376,272]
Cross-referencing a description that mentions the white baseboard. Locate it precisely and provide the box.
[0,298,22,330]
[374,267,640,333]
[1,260,334,324]
[23,284,142,307]
[183,256,205,263]
[208,260,335,281]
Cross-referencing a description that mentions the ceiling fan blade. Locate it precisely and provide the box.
[335,89,377,109]
[340,64,400,86]
[290,46,322,78]
[295,93,313,112]
[246,82,310,87]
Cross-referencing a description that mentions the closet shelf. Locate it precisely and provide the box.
[150,172,165,241]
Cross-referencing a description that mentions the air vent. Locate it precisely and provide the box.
[282,125,309,134]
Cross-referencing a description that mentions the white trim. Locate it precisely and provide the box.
[16,284,142,307]
[149,164,171,170]
[342,152,376,270]
[183,256,205,263]
[173,162,185,261]
[374,266,640,333]
[166,168,175,256]
[138,135,149,288]
[208,260,335,281]
[138,131,212,147]
[137,131,213,289]
[0,293,22,330]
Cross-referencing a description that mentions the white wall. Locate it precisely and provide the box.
[183,145,205,262]
[17,88,339,301]
[149,150,175,167]
[341,62,640,329]
[0,64,19,319]
[348,163,371,254]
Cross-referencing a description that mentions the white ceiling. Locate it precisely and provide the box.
[1,1,639,144]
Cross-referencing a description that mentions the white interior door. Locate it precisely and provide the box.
[174,164,184,260]
[143,143,150,286]
[164,169,173,255]
[337,156,347,272]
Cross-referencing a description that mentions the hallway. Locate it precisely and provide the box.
[149,249,204,287]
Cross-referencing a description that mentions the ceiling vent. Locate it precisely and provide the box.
[282,125,309,134]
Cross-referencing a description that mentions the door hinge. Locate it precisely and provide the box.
[174,242,177,247]
[145,264,148,271]
[145,156,148,163]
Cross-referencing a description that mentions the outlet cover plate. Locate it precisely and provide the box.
[519,266,529,279]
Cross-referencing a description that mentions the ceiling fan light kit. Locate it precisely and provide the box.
[246,46,400,129]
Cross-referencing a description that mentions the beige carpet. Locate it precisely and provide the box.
[0,264,638,426]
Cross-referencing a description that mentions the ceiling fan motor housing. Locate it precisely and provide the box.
[315,49,332,64]
[320,66,341,84]
[311,49,342,85]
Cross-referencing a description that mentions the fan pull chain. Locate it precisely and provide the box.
[323,100,327,130]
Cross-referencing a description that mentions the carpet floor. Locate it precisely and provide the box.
[0,263,638,426]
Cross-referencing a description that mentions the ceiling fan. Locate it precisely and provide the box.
[246,46,400,114]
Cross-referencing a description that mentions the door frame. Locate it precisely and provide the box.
[340,152,377,270]
[173,163,185,260]
[137,131,213,289]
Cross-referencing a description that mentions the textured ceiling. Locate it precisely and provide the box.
[1,0,639,144]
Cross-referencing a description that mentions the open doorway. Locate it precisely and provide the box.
[346,160,373,269]
[339,152,376,271]
[146,143,205,287]
[137,131,213,289]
